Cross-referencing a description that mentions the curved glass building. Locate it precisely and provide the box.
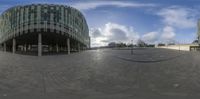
[0,4,90,56]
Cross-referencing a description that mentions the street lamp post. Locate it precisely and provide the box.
[131,40,133,55]
[179,42,181,52]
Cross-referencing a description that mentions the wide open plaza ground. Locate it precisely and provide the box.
[0,48,200,99]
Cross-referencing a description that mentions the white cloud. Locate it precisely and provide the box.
[90,22,139,47]
[141,26,176,44]
[157,6,198,29]
[161,26,176,42]
[141,32,159,43]
[151,6,198,43]
[71,1,157,10]
[90,23,176,47]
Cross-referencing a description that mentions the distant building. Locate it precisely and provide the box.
[108,42,116,48]
[0,4,90,56]
[156,44,199,51]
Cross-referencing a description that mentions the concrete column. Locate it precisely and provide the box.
[49,45,53,52]
[12,38,16,53]
[38,33,42,56]
[24,44,27,52]
[3,43,6,52]
[21,45,23,51]
[67,38,70,54]
[56,44,59,53]
[28,45,31,51]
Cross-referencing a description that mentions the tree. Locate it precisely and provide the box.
[168,43,175,45]
[108,42,127,48]
[192,40,198,44]
[158,43,165,46]
[108,42,116,48]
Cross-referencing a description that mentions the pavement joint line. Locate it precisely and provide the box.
[113,53,188,63]
[41,71,46,95]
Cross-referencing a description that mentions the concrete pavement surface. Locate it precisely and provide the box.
[0,48,200,99]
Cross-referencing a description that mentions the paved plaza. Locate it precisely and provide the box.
[0,48,200,99]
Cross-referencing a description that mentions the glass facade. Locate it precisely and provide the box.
[0,4,90,48]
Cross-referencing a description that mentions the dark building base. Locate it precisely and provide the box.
[0,31,87,56]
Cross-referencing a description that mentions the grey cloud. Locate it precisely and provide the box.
[90,22,139,47]
[109,28,128,41]
[91,29,102,38]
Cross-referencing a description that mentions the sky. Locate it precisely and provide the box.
[0,0,200,47]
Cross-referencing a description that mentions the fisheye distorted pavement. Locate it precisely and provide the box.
[0,48,200,99]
